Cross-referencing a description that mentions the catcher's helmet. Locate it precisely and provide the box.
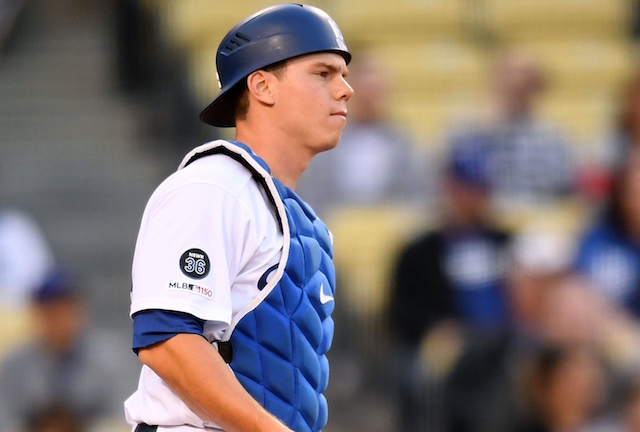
[199,3,351,127]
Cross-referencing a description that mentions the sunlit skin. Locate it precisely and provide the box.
[236,52,354,189]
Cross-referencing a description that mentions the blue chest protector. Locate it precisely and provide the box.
[183,141,336,432]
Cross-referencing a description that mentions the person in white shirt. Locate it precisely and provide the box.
[0,209,54,308]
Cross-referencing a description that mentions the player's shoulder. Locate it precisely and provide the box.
[155,141,259,199]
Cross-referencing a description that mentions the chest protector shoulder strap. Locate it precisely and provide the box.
[181,141,336,432]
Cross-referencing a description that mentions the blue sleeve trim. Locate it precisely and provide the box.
[132,309,206,354]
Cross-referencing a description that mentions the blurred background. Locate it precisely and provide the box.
[1,0,640,431]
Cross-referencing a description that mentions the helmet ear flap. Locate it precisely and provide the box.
[199,4,350,128]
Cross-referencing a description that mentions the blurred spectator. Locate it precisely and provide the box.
[0,209,54,309]
[446,50,575,220]
[508,228,578,337]
[390,140,511,349]
[546,262,640,431]
[389,147,511,431]
[295,52,430,218]
[617,73,640,160]
[512,344,606,432]
[575,146,640,318]
[579,71,640,206]
[0,268,135,432]
[443,228,579,432]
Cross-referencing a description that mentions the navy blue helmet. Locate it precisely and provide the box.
[199,3,351,127]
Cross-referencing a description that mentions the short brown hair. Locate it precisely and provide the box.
[234,60,288,122]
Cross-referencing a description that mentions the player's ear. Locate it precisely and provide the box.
[246,70,275,107]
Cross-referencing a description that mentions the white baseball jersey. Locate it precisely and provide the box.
[124,141,284,431]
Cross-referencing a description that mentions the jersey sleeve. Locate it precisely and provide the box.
[132,309,206,354]
[130,181,254,324]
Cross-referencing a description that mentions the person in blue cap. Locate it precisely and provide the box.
[125,4,353,432]
[0,268,130,431]
[389,138,512,430]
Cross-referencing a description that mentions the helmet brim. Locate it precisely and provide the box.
[199,80,242,128]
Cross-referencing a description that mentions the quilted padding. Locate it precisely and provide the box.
[229,176,336,432]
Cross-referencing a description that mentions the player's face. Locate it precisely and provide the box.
[272,52,353,154]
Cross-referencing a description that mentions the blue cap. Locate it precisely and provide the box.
[32,268,79,304]
[447,134,493,189]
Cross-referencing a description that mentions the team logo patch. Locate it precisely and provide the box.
[319,283,334,304]
[327,17,347,51]
[168,282,213,299]
[257,264,279,291]
[180,248,210,279]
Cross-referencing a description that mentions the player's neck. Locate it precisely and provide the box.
[235,122,312,189]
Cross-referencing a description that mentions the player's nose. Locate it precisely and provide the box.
[336,76,354,102]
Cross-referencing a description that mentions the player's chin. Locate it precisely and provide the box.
[315,119,346,150]
[326,128,345,150]
[328,116,347,136]
[313,133,342,154]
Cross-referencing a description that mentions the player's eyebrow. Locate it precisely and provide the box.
[312,61,348,76]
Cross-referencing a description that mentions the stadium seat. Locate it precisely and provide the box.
[485,0,634,41]
[388,92,488,142]
[513,39,633,93]
[0,307,32,361]
[333,0,466,44]
[536,90,617,144]
[147,0,329,50]
[367,41,490,95]
[493,198,586,236]
[325,206,422,321]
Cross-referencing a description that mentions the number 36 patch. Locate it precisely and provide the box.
[180,248,210,279]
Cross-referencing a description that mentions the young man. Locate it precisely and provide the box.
[124,4,353,432]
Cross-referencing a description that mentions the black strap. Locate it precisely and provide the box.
[135,424,157,432]
[182,145,284,232]
[214,340,234,363]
